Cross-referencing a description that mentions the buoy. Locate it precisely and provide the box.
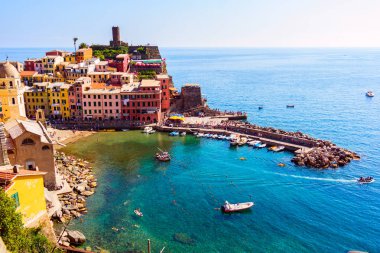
[240,157,247,161]
[278,163,286,167]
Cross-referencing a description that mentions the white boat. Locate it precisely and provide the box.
[230,138,239,146]
[180,132,186,136]
[366,91,375,97]
[134,209,143,217]
[221,201,254,213]
[197,133,204,138]
[247,140,261,146]
[273,146,285,152]
[256,143,266,148]
[143,126,155,134]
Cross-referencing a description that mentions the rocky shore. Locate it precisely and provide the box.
[52,152,98,247]
[291,141,361,169]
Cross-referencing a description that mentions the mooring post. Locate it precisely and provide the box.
[147,239,151,253]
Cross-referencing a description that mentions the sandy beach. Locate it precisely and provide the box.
[47,127,94,150]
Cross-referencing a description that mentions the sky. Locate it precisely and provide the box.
[1,0,380,48]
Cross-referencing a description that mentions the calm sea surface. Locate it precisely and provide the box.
[2,48,380,252]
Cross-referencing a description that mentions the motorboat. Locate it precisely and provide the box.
[286,105,295,108]
[258,106,263,110]
[366,91,375,97]
[143,126,155,134]
[248,140,261,146]
[169,131,179,136]
[180,132,186,136]
[197,133,204,138]
[134,209,143,217]
[155,149,171,162]
[221,201,254,213]
[357,176,375,184]
[273,146,285,152]
[256,143,267,148]
[278,163,286,167]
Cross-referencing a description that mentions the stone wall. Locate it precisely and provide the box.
[181,84,203,112]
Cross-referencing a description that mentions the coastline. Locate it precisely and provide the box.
[47,127,95,150]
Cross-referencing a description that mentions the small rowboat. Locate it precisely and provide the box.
[221,201,254,213]
[134,209,143,217]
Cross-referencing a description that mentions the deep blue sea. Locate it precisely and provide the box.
[2,48,380,252]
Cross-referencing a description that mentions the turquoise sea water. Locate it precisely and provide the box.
[2,48,380,252]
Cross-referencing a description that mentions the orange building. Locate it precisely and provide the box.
[75,48,93,63]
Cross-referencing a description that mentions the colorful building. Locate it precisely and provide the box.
[0,167,47,227]
[0,61,26,122]
[75,48,93,63]
[68,77,91,119]
[121,80,161,123]
[24,82,50,118]
[87,72,110,83]
[156,74,173,112]
[41,56,64,74]
[4,119,57,189]
[82,84,121,120]
[24,59,37,71]
[20,71,37,86]
[47,83,71,119]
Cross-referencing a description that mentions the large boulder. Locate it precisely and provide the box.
[66,230,86,245]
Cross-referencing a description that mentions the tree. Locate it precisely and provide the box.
[0,189,56,252]
[79,42,89,49]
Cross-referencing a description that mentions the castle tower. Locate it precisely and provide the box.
[110,26,122,47]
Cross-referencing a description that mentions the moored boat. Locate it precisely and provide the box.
[256,143,266,148]
[169,131,179,136]
[143,126,155,134]
[273,146,285,152]
[238,137,248,146]
[180,132,186,136]
[248,140,261,146]
[221,201,254,213]
[155,149,171,162]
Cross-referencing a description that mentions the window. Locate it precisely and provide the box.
[22,138,35,145]
[42,145,50,150]
[11,193,20,208]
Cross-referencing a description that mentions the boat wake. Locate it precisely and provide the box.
[274,173,357,183]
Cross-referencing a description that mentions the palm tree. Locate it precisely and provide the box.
[73,37,78,53]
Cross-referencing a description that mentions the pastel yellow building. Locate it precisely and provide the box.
[64,54,76,64]
[75,48,93,62]
[24,83,50,118]
[47,83,71,119]
[0,61,26,122]
[0,167,47,227]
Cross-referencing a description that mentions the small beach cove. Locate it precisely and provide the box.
[59,131,378,252]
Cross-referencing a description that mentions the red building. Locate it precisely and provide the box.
[24,59,37,71]
[120,80,162,123]
[156,74,172,112]
[108,54,130,72]
[46,50,67,57]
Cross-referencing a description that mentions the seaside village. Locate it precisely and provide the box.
[0,26,209,251]
[0,27,364,252]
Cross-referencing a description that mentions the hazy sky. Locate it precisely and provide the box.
[2,0,380,47]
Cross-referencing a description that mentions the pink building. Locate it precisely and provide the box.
[34,60,43,74]
[68,77,91,119]
[82,84,121,120]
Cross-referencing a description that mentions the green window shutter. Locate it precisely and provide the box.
[11,193,20,208]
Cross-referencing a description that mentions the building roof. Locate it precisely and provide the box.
[156,74,169,79]
[0,61,20,79]
[140,79,160,88]
[0,168,46,191]
[4,120,52,144]
[20,71,37,77]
